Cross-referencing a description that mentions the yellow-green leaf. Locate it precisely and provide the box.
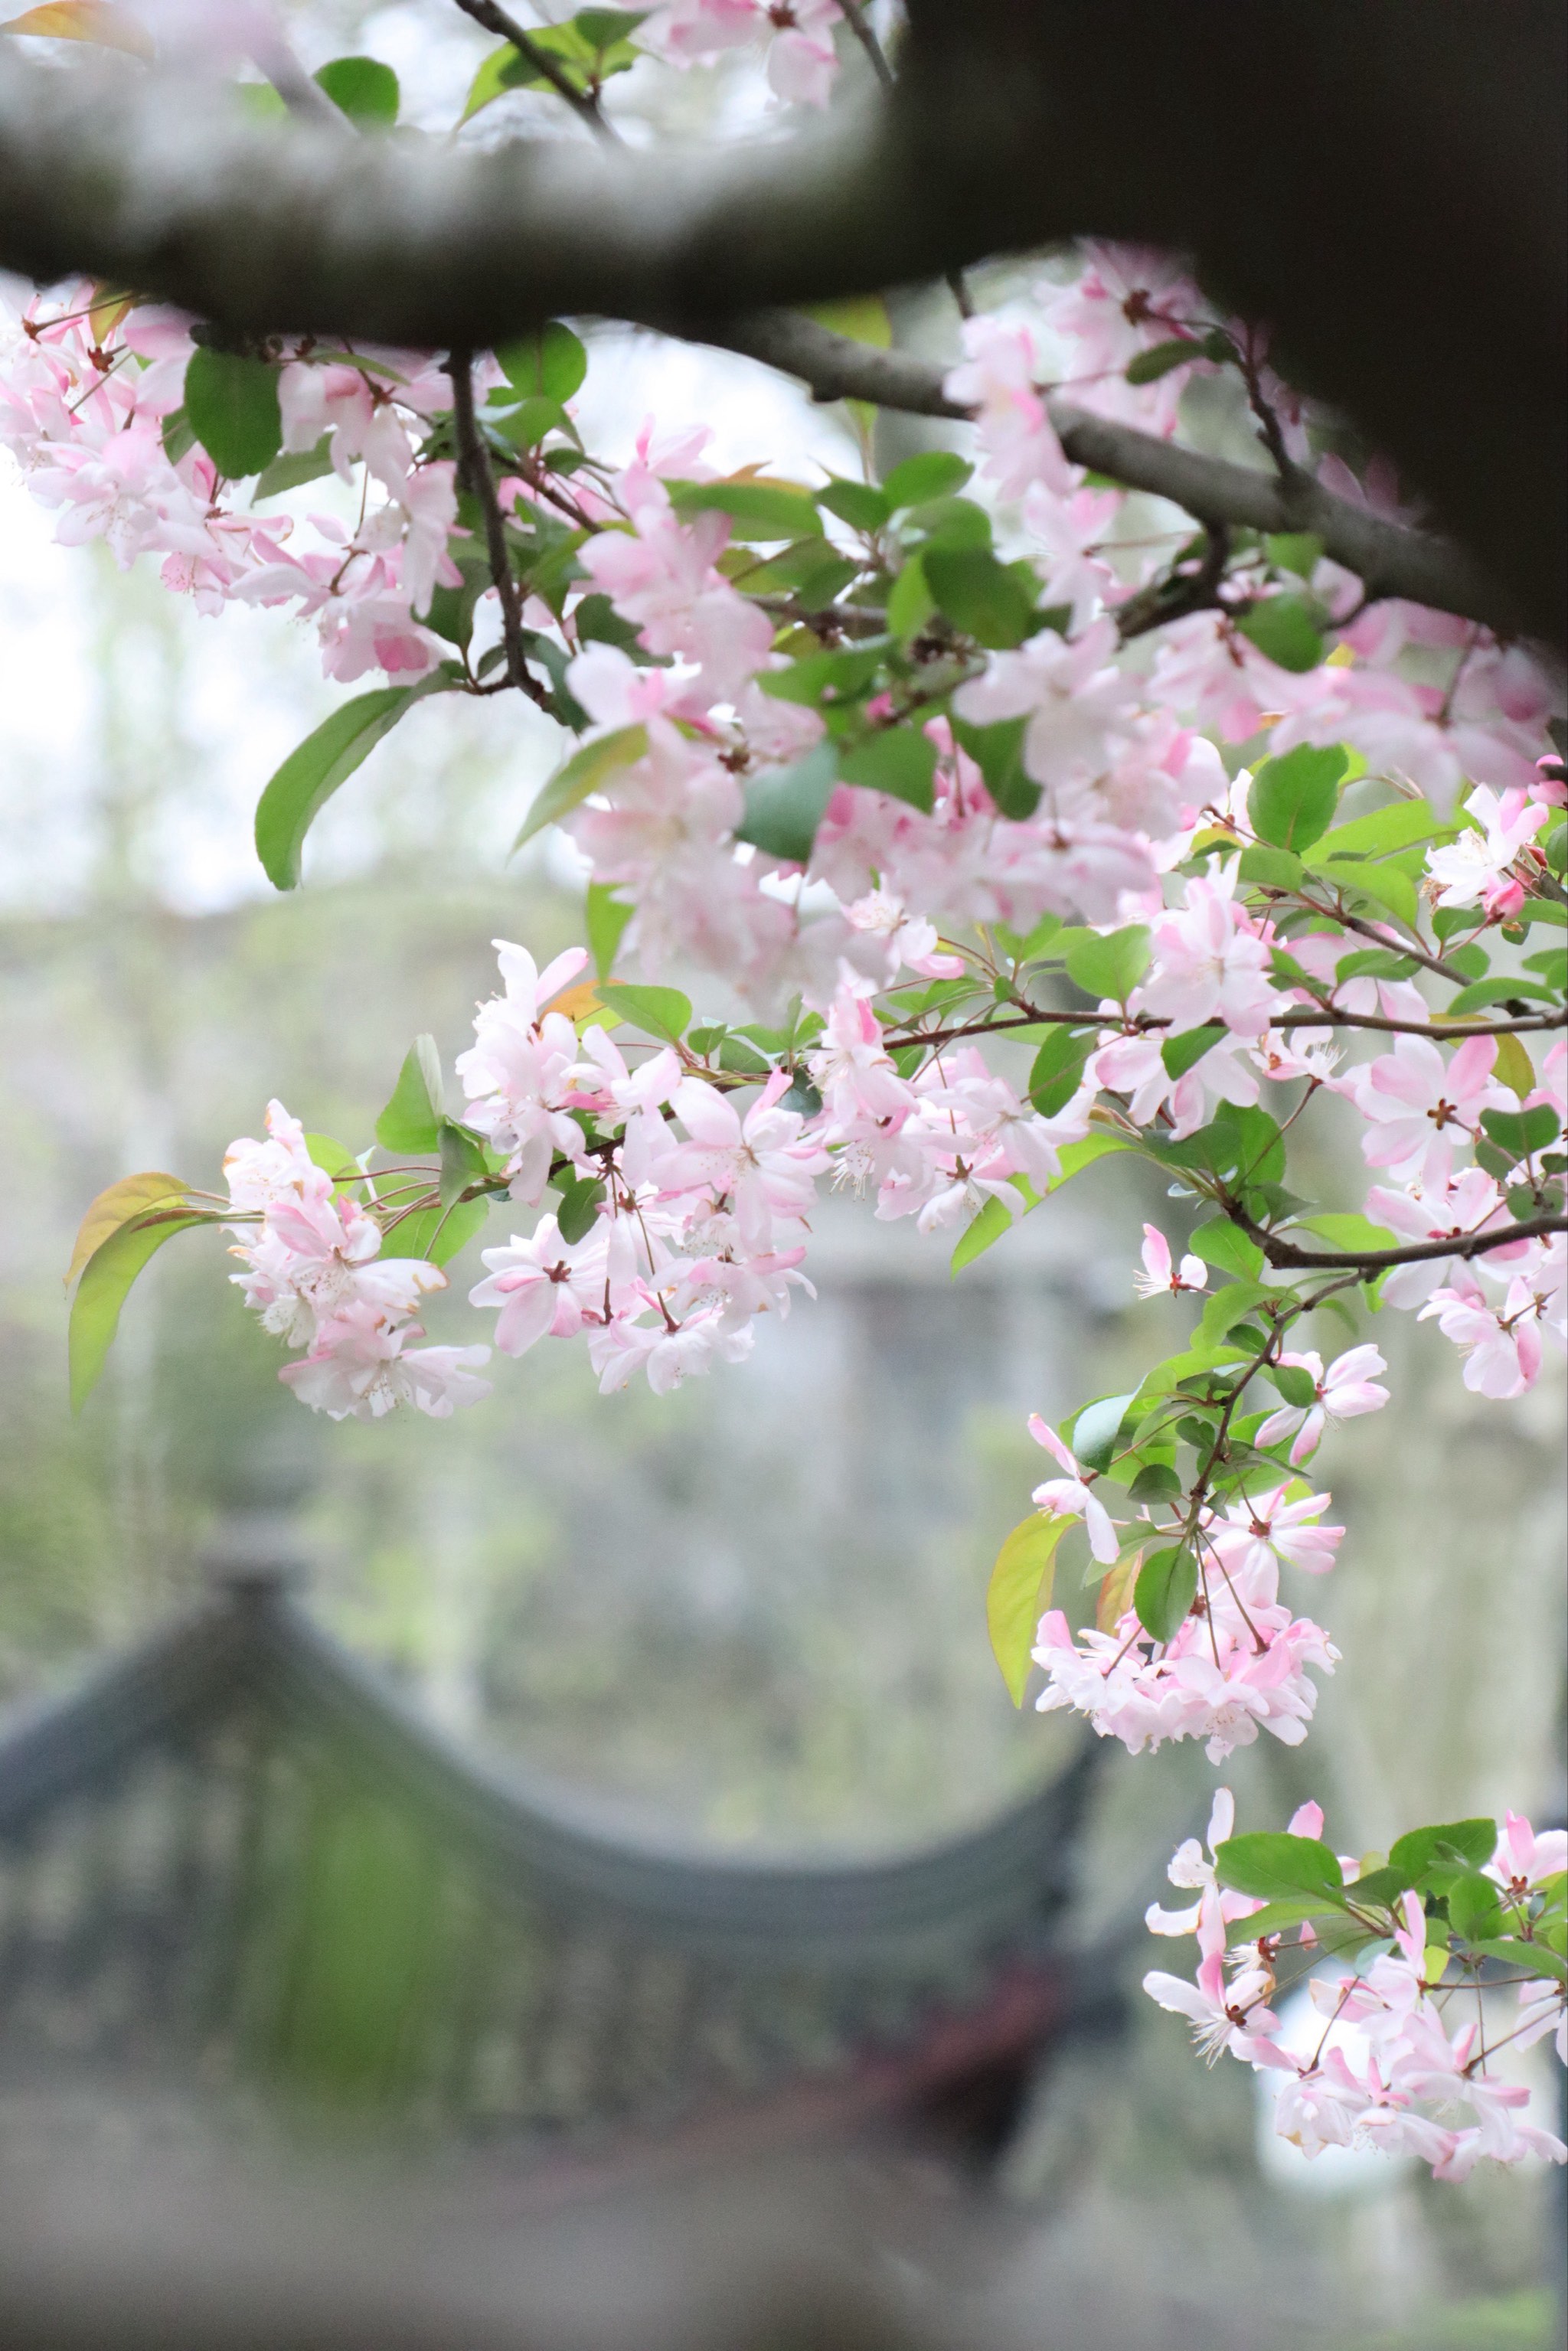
[512,723,647,852]
[987,1513,1069,1706]
[2,0,152,54]
[67,1171,191,1289]
[1493,1032,1537,1099]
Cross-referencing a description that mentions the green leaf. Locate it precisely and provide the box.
[1050,1131,1131,1187]
[183,346,282,481]
[1199,1280,1271,1348]
[923,547,1036,648]
[1161,1020,1227,1079]
[1216,1832,1346,1905]
[495,321,588,403]
[1269,1363,1318,1408]
[1027,1026,1093,1115]
[390,1197,488,1269]
[1067,1391,1138,1475]
[1387,1819,1498,1882]
[735,741,838,863]
[1265,532,1325,579]
[256,679,447,890]
[1124,337,1201,384]
[1446,1872,1507,1942]
[376,1036,444,1153]
[555,1175,604,1245]
[1480,1105,1560,1158]
[1225,1896,1348,1947]
[671,478,822,543]
[254,435,334,499]
[594,982,692,1044]
[838,727,938,813]
[1236,843,1304,891]
[1293,1211,1399,1253]
[1248,744,1346,853]
[1312,799,1438,860]
[1134,1545,1197,1642]
[949,712,1038,819]
[512,723,648,852]
[758,638,889,707]
[1467,1938,1568,1984]
[952,1193,1014,1275]
[438,1118,490,1210]
[1236,596,1326,674]
[313,54,400,126]
[886,551,934,640]
[882,449,974,508]
[1190,1218,1266,1279]
[903,497,995,555]
[70,1208,212,1412]
[816,478,890,532]
[987,1513,1068,1706]
[1315,855,1420,931]
[1064,924,1151,1004]
[299,1138,359,1197]
[1126,1461,1183,1504]
[585,881,633,980]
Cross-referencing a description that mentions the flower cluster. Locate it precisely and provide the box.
[223,1101,491,1419]
[0,289,462,681]
[1145,1794,1567,2182]
[38,47,1568,2187]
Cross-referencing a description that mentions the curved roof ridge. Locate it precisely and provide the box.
[0,1578,1098,1967]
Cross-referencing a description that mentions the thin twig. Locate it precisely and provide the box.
[449,0,618,141]
[446,348,547,706]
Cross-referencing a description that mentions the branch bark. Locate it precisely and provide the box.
[704,314,1522,635]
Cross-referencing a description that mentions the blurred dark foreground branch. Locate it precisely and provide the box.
[0,1,1561,639]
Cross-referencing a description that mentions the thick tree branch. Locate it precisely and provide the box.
[0,0,1560,638]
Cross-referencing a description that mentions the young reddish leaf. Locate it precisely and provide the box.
[70,1210,214,1412]
[67,1171,191,1290]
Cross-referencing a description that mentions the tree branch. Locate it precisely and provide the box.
[447,0,617,142]
[446,350,546,705]
[1231,1210,1566,1275]
[702,314,1522,635]
[0,0,1560,638]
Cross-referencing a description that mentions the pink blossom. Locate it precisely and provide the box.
[1133,867,1282,1040]
[1208,1484,1345,1585]
[469,1216,608,1356]
[663,1070,828,1251]
[1340,1033,1510,1180]
[280,1305,491,1419]
[1366,1166,1513,1308]
[1419,1270,1545,1398]
[1134,1223,1207,1298]
[1255,1345,1390,1463]
[1426,785,1552,918]
[943,315,1076,501]
[952,620,1137,805]
[1026,1415,1121,1562]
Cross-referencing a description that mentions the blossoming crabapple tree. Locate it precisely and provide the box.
[3,0,1565,2183]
